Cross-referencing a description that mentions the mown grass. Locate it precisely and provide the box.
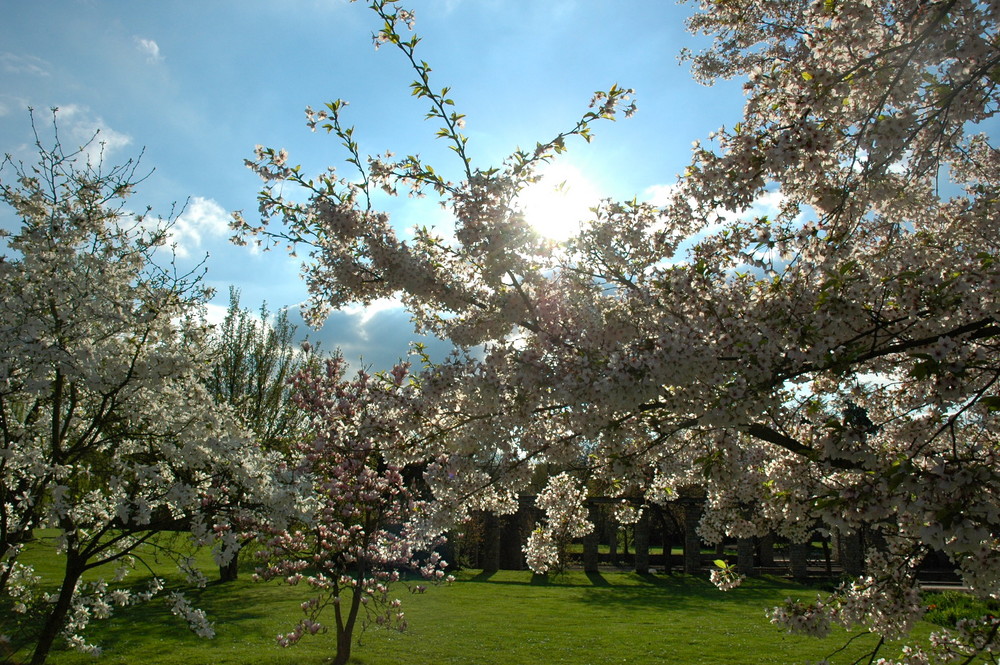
[5,533,965,665]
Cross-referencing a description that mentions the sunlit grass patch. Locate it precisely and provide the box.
[923,590,1000,628]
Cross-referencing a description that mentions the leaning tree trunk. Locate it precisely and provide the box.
[31,552,86,665]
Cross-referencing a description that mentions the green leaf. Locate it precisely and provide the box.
[713,559,728,569]
[911,359,938,381]
[980,396,1000,412]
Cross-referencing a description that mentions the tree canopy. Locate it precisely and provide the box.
[239,0,1000,662]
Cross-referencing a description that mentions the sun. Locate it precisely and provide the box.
[517,163,602,242]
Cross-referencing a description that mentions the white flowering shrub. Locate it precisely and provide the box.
[522,473,593,575]
[0,112,274,665]
[239,0,1000,661]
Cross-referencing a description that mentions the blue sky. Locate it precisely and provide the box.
[0,0,746,370]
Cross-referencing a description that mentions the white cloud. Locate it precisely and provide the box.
[50,104,134,163]
[134,37,163,64]
[285,299,457,373]
[202,302,230,327]
[643,182,681,206]
[170,196,231,258]
[1,52,50,77]
[341,297,407,334]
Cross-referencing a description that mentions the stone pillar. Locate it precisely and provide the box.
[789,541,809,581]
[607,519,619,566]
[633,509,651,574]
[661,519,674,574]
[840,530,865,577]
[758,533,776,567]
[499,513,526,570]
[481,512,501,574]
[683,501,703,575]
[737,537,755,577]
[583,503,600,573]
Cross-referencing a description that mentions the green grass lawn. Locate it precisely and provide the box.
[39,570,898,665]
[6,533,965,665]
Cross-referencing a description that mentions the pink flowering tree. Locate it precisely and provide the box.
[0,113,277,665]
[253,354,452,665]
[237,0,1000,661]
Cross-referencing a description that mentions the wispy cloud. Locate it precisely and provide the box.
[1,52,50,77]
[170,196,230,258]
[432,0,465,13]
[133,37,163,64]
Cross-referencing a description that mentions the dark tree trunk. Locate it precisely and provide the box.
[607,519,619,566]
[499,513,526,570]
[31,553,85,665]
[661,527,674,574]
[219,556,240,582]
[219,540,250,582]
[332,581,363,665]
[656,506,681,574]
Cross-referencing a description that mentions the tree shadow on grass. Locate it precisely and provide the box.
[585,571,611,587]
[47,580,285,662]
[455,569,818,613]
[469,570,497,582]
[529,573,550,586]
[574,574,820,612]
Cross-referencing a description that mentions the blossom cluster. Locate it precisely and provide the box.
[169,592,215,639]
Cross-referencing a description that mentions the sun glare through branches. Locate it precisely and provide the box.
[516,162,602,242]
